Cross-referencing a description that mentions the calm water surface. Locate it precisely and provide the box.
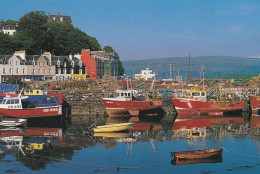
[1,116,260,174]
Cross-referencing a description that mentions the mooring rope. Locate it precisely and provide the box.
[29,153,153,171]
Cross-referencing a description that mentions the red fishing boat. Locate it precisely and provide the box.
[0,94,62,118]
[103,89,162,117]
[172,90,245,116]
[249,95,260,116]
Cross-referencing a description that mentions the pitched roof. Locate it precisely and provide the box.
[50,15,72,24]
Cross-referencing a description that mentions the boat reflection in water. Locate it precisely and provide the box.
[0,127,63,157]
[172,116,245,140]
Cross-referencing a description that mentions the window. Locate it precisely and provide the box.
[43,62,45,66]
[92,69,94,73]
[16,68,19,73]
[57,60,60,66]
[10,61,12,65]
[33,69,35,74]
[49,69,51,74]
[23,68,25,74]
[70,69,74,74]
[3,68,5,74]
[39,62,41,66]
[10,68,12,73]
[64,62,67,67]
[71,61,74,67]
[33,60,35,66]
[44,69,46,74]
[16,61,18,65]
[38,69,41,73]
[79,69,82,74]
[63,68,66,74]
[49,61,51,66]
[91,62,94,67]
[58,68,61,74]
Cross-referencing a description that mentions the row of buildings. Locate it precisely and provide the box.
[0,49,118,82]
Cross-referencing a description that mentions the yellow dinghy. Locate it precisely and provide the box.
[93,123,133,133]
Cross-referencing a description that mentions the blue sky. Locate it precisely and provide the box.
[1,0,260,60]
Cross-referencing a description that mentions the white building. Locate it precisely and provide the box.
[134,67,157,80]
[1,25,17,35]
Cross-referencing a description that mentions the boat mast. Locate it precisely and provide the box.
[188,53,192,82]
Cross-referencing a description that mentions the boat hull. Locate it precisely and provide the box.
[171,148,223,160]
[249,95,260,116]
[93,123,133,133]
[0,105,62,118]
[103,99,162,117]
[172,98,245,116]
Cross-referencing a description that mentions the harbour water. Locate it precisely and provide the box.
[1,115,260,174]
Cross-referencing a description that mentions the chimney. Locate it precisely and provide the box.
[14,50,26,60]
[43,52,51,61]
[69,54,73,60]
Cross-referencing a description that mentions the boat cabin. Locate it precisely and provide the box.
[0,95,28,109]
[105,90,138,101]
[186,90,207,102]
[23,89,44,95]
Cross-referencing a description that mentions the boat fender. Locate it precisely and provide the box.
[150,102,153,106]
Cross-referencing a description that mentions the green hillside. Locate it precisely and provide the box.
[122,56,260,79]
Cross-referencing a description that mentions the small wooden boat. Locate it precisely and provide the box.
[0,118,27,127]
[93,123,133,133]
[171,155,222,165]
[171,148,223,160]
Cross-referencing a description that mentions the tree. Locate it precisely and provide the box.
[103,46,125,75]
[15,11,51,54]
[48,22,101,55]
[0,32,13,54]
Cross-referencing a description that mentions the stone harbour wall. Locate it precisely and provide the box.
[63,91,108,125]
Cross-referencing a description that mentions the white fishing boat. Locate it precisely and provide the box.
[0,118,27,127]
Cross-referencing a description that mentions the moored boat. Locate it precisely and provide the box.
[171,148,223,160]
[0,93,62,118]
[103,89,162,117]
[172,90,245,116]
[249,95,260,116]
[93,123,133,133]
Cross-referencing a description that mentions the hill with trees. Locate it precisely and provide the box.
[0,11,124,75]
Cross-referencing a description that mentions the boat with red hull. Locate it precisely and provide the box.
[0,94,62,118]
[103,90,162,117]
[249,95,260,116]
[172,90,245,116]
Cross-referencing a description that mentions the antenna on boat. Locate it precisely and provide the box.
[18,88,24,97]
[188,53,192,82]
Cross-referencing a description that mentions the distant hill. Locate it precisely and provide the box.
[122,56,260,79]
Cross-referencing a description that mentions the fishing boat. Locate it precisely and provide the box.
[103,89,162,117]
[0,92,62,118]
[172,90,245,116]
[93,123,133,133]
[249,95,260,116]
[171,148,223,160]
[0,118,27,127]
